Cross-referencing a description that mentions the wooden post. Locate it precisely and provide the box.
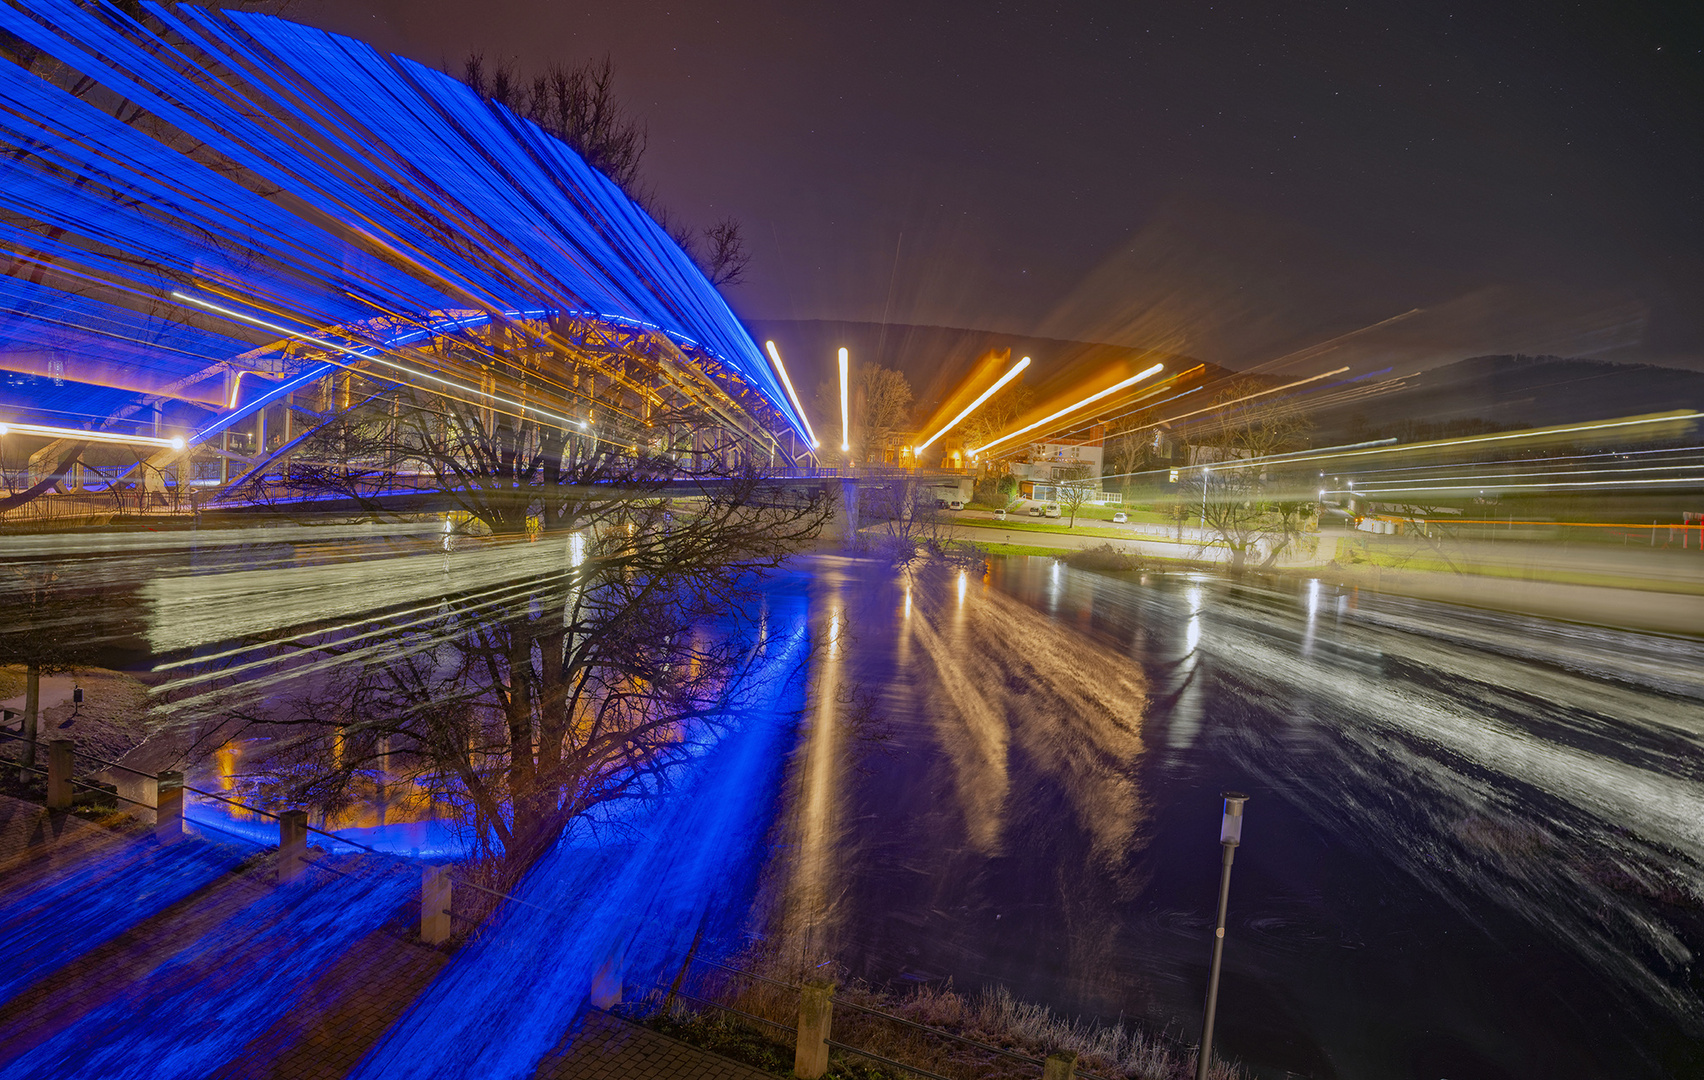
[46,739,74,809]
[156,770,183,842]
[1043,1051,1078,1080]
[793,980,834,1080]
[278,809,309,882]
[421,864,452,945]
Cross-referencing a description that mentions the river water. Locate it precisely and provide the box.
[800,554,1704,1080]
[4,528,1701,1078]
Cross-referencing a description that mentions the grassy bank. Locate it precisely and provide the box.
[626,978,1244,1080]
[1327,541,1704,596]
[956,518,1156,542]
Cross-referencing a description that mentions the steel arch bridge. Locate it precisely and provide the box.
[0,1,813,519]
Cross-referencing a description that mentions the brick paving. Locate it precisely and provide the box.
[0,792,131,884]
[0,795,772,1080]
[540,1010,774,1080]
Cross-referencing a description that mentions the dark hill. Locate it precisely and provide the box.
[1307,354,1704,443]
[746,319,1222,418]
[746,322,1704,444]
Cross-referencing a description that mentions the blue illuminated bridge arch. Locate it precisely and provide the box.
[0,1,814,511]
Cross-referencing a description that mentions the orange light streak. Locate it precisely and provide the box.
[915,355,1031,454]
[971,362,1163,456]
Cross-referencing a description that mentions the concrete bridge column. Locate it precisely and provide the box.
[821,477,860,547]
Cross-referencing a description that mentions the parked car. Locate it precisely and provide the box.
[1112,511,1128,523]
[993,508,1007,520]
[1042,503,1062,518]
[947,500,964,511]
[1028,504,1044,516]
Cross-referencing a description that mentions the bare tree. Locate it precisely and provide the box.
[956,367,1033,457]
[699,218,751,287]
[0,567,132,779]
[857,365,914,462]
[855,466,963,565]
[813,362,914,463]
[1056,474,1096,529]
[1193,380,1316,572]
[460,54,754,289]
[1102,409,1166,491]
[204,383,832,872]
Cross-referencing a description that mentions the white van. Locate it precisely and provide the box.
[947,500,964,511]
[1042,503,1061,518]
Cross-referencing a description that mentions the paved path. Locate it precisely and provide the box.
[0,796,772,1080]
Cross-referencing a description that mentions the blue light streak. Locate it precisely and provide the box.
[0,0,809,444]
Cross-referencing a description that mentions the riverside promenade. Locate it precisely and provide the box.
[0,796,768,1080]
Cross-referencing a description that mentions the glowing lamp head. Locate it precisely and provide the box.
[169,436,185,450]
[1219,792,1249,846]
[812,439,821,449]
[0,424,8,435]
[841,442,850,452]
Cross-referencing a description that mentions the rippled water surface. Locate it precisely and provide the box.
[805,555,1704,1080]
[5,528,1701,1079]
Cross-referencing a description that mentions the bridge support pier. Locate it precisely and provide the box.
[821,477,860,548]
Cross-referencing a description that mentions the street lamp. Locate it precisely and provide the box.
[1199,467,1210,535]
[1196,792,1248,1080]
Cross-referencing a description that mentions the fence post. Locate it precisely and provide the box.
[1043,1050,1078,1080]
[420,864,452,945]
[278,809,309,882]
[114,772,158,822]
[46,739,74,809]
[793,980,834,1080]
[156,770,183,842]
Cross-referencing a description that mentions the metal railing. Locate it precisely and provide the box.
[659,952,1116,1080]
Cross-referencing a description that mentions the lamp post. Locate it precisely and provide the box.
[1199,467,1210,537]
[1196,792,1247,1080]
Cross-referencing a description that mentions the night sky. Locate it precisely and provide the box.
[294,0,1704,374]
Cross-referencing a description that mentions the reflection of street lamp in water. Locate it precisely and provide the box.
[1196,792,1248,1080]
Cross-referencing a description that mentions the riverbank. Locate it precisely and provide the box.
[927,517,1704,637]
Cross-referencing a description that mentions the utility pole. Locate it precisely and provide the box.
[1197,792,1248,1080]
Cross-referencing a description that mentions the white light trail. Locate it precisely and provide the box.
[915,355,1031,454]
[971,362,1163,456]
[765,340,819,448]
[0,420,183,450]
[1238,409,1701,472]
[1336,475,1704,495]
[838,346,850,453]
